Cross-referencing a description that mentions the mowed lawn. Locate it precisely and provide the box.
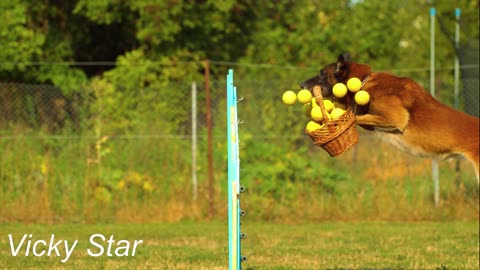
[0,221,478,269]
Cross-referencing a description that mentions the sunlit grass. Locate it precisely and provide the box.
[0,221,478,269]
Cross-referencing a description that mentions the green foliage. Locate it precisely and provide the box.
[88,49,202,134]
[37,65,88,96]
[241,139,350,200]
[2,0,477,95]
[0,1,45,71]
[73,0,126,24]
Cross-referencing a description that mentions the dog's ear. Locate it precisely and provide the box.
[337,53,351,63]
[334,53,350,80]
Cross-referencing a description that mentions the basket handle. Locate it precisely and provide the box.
[312,86,330,124]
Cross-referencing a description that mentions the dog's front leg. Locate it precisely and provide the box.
[356,114,404,133]
[355,95,410,133]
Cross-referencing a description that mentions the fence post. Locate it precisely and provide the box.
[191,81,198,201]
[454,8,462,188]
[204,59,215,218]
[454,8,461,109]
[430,7,440,207]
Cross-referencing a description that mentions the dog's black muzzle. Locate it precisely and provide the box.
[300,74,332,98]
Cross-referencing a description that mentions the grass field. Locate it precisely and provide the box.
[0,221,478,269]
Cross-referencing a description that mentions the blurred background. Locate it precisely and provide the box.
[0,0,478,224]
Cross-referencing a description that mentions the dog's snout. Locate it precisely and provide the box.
[300,76,319,90]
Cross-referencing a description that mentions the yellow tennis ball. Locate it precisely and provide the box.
[306,121,324,133]
[323,100,334,113]
[354,90,370,105]
[310,107,324,121]
[297,89,313,104]
[332,83,347,98]
[282,90,297,105]
[330,108,346,120]
[347,77,362,92]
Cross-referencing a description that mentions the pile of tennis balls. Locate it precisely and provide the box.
[281,77,370,133]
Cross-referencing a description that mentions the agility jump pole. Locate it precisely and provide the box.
[227,69,246,270]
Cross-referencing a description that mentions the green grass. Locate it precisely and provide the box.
[0,221,478,269]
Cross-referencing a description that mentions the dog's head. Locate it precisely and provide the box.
[300,53,372,98]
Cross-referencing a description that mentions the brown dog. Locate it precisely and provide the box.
[301,53,480,181]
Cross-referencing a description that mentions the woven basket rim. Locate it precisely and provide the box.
[305,85,359,156]
[305,109,356,143]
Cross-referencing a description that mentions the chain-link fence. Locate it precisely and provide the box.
[0,63,478,223]
[0,82,81,132]
[1,63,477,134]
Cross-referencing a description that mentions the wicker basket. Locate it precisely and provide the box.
[305,86,359,157]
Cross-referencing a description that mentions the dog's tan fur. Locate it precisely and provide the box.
[301,54,480,181]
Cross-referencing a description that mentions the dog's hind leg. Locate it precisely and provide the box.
[464,152,479,184]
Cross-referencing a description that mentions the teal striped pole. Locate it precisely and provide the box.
[227,69,242,270]
[234,84,242,270]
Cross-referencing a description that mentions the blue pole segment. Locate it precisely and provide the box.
[233,85,241,270]
[227,69,241,270]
